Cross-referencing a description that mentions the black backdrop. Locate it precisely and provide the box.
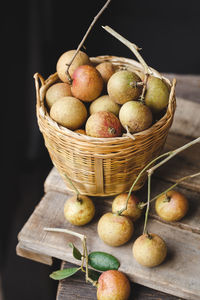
[3,0,200,164]
[1,0,200,298]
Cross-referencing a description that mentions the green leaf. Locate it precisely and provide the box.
[69,242,82,260]
[88,251,120,271]
[50,267,80,280]
[88,269,101,281]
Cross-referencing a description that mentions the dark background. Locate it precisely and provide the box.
[1,0,200,299]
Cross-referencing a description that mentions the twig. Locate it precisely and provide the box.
[102,26,176,101]
[102,25,152,102]
[140,171,200,208]
[148,137,200,175]
[83,236,97,286]
[142,168,200,233]
[44,227,85,241]
[117,152,170,216]
[82,237,88,282]
[117,136,200,216]
[64,173,80,196]
[143,172,152,234]
[125,125,135,140]
[65,0,112,83]
[140,73,149,101]
[44,227,97,286]
[102,25,151,75]
[142,137,200,233]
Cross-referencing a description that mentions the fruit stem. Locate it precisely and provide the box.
[65,0,112,84]
[44,227,85,241]
[143,172,152,234]
[140,73,149,101]
[44,227,98,286]
[124,125,135,140]
[148,137,200,175]
[77,194,83,204]
[108,127,116,135]
[117,152,170,215]
[102,25,151,75]
[82,236,88,281]
[139,171,200,208]
[118,136,200,216]
[64,173,80,196]
[147,231,153,240]
[163,193,171,203]
[82,235,98,287]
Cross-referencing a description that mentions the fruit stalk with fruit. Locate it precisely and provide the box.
[65,0,112,85]
[34,0,200,298]
[44,227,131,300]
[63,173,95,226]
[50,8,173,138]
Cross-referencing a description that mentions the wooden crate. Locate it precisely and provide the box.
[17,97,200,300]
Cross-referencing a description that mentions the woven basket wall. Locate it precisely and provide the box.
[35,56,176,196]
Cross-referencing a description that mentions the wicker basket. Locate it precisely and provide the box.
[34,55,176,196]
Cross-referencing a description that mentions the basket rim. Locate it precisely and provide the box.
[35,55,176,145]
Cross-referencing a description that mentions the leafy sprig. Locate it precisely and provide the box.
[44,228,120,286]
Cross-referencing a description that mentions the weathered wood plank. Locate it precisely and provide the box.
[45,166,200,234]
[170,98,200,138]
[156,133,200,192]
[17,190,200,300]
[163,74,200,103]
[44,167,70,195]
[57,261,183,300]
[135,177,200,234]
[18,93,200,300]
[16,242,52,265]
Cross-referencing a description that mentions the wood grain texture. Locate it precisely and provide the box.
[44,163,200,235]
[148,177,200,234]
[156,133,200,193]
[170,98,200,138]
[17,188,200,300]
[16,242,52,265]
[163,74,200,103]
[18,85,200,300]
[56,262,183,300]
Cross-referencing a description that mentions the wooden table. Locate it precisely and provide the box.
[57,261,182,300]
[17,74,200,300]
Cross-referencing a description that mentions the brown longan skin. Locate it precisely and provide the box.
[119,101,152,133]
[155,190,189,222]
[112,193,142,221]
[97,212,134,247]
[132,233,167,267]
[89,95,120,116]
[97,270,131,300]
[71,65,104,102]
[50,96,87,130]
[144,76,170,113]
[56,50,91,83]
[64,194,95,226]
[86,111,122,138]
[46,82,72,109]
[107,70,142,104]
[96,62,116,84]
